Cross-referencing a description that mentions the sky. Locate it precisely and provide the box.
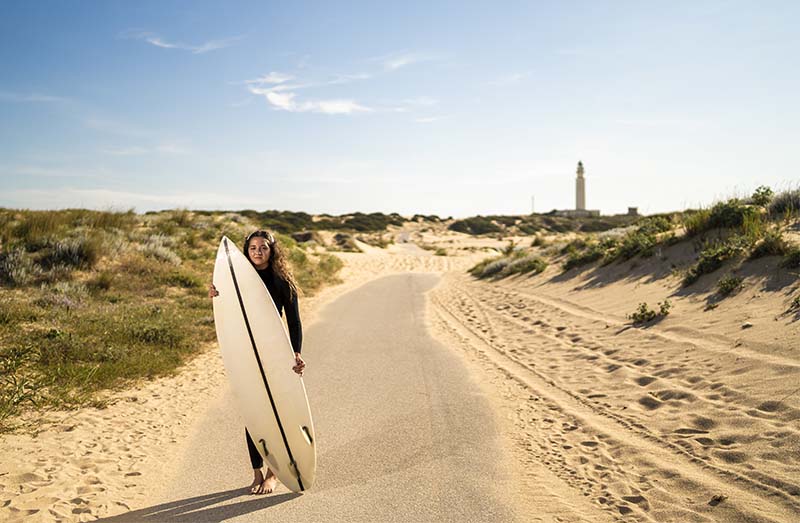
[1,0,798,217]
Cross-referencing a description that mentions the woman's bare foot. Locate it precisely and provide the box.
[249,469,264,494]
[253,468,278,495]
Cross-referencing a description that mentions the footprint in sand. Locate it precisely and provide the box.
[635,376,657,386]
[638,395,662,410]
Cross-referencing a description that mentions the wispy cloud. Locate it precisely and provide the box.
[373,51,437,71]
[487,72,532,86]
[247,71,372,115]
[0,91,68,103]
[101,142,190,156]
[121,30,242,54]
[415,116,447,123]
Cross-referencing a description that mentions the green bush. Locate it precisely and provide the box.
[468,257,501,277]
[448,216,503,235]
[684,199,759,237]
[751,186,774,207]
[684,241,743,286]
[717,274,744,296]
[750,229,788,258]
[628,299,671,324]
[505,256,547,276]
[37,235,104,270]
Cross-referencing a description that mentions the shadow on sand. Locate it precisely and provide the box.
[94,489,300,523]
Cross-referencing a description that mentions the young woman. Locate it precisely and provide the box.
[209,230,305,494]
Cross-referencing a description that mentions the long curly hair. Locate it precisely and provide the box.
[243,230,299,298]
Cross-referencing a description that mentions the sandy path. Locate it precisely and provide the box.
[428,271,800,522]
[96,273,543,522]
[0,245,499,522]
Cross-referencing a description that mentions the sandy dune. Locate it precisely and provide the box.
[1,228,798,522]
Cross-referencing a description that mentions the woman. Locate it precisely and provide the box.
[209,230,306,495]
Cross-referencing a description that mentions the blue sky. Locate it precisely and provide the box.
[1,1,798,217]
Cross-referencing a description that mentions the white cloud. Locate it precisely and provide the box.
[487,72,531,86]
[379,52,434,71]
[245,72,294,85]
[246,71,372,115]
[122,30,242,54]
[101,143,190,156]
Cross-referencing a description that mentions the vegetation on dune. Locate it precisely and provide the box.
[468,243,548,279]
[449,216,503,235]
[468,187,799,296]
[628,300,672,325]
[0,208,344,431]
[716,274,744,297]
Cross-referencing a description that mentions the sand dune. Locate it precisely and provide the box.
[426,248,800,522]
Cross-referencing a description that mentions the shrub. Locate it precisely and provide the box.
[768,189,800,218]
[564,243,604,270]
[331,233,361,252]
[717,274,744,296]
[0,249,37,286]
[37,235,103,270]
[480,258,510,278]
[684,199,759,237]
[636,216,673,235]
[684,241,743,286]
[628,300,671,324]
[505,256,547,276]
[448,216,503,235]
[750,229,788,258]
[613,231,658,261]
[560,238,587,255]
[468,257,501,277]
[138,235,182,265]
[751,186,774,207]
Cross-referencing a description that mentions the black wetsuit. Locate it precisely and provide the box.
[245,269,302,470]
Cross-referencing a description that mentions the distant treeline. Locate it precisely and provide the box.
[189,210,443,233]
[448,213,641,236]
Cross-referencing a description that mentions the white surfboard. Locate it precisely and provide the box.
[212,236,316,492]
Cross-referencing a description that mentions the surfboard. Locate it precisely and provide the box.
[211,236,316,493]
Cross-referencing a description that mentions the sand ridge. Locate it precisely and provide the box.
[427,268,800,522]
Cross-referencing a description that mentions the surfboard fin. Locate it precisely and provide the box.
[301,426,313,445]
[259,438,269,457]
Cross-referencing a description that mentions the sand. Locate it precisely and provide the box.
[1,225,798,522]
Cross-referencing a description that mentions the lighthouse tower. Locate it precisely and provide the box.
[576,161,586,211]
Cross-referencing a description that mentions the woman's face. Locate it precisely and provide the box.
[247,237,271,270]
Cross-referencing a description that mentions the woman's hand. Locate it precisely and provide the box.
[292,352,305,376]
[208,283,219,299]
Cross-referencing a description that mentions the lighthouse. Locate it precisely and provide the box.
[554,161,599,217]
[576,161,586,211]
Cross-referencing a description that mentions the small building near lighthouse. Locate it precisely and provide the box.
[554,161,600,217]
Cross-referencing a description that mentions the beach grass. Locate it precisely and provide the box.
[0,208,345,431]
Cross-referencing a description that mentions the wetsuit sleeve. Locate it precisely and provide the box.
[285,285,303,353]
